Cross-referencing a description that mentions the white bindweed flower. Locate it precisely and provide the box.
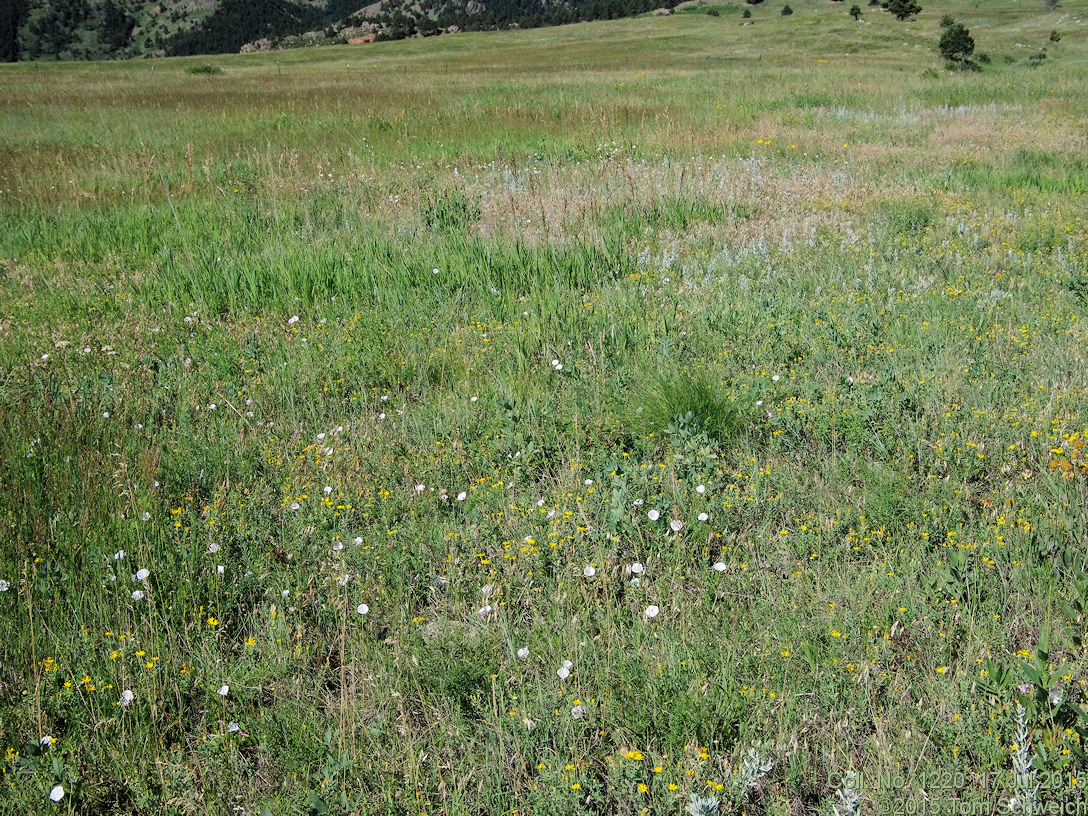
[644,605,660,618]
[353,537,363,545]
[517,647,529,659]
[562,660,573,669]
[288,315,299,325]
[323,486,332,495]
[227,721,240,733]
[571,705,586,719]
[557,666,570,680]
[415,484,425,493]
[357,604,369,615]
[0,580,9,592]
[478,605,492,618]
[583,565,596,578]
[337,574,350,587]
[698,512,709,522]
[630,562,644,574]
[457,492,467,501]
[217,565,224,574]
[696,484,706,494]
[217,685,229,697]
[121,689,134,706]
[584,479,593,486]
[40,735,52,746]
[208,543,220,553]
[141,512,150,521]
[114,550,125,560]
[332,542,343,552]
[772,375,780,381]
[290,502,300,510]
[713,562,727,572]
[49,785,64,802]
[130,590,144,601]
[670,520,683,532]
[647,509,660,521]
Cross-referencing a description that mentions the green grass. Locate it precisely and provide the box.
[2,1,1088,813]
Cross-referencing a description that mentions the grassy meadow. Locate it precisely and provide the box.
[1,1,1087,813]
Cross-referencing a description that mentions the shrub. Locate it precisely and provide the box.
[939,14,954,27]
[186,63,223,75]
[850,5,862,19]
[781,3,793,13]
[1049,29,1061,42]
[742,7,751,16]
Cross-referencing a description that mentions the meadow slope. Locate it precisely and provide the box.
[1,2,1088,814]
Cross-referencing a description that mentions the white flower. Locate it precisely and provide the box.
[457,492,467,501]
[756,400,763,407]
[134,568,149,581]
[217,685,229,697]
[478,605,492,618]
[647,509,660,521]
[113,550,125,561]
[356,604,369,615]
[562,660,573,669]
[517,647,529,659]
[140,512,151,521]
[583,565,596,578]
[772,375,780,381]
[670,519,683,532]
[208,403,216,411]
[481,584,493,597]
[130,590,145,601]
[0,580,9,592]
[323,486,333,495]
[557,666,570,680]
[696,484,706,494]
[121,689,134,706]
[316,433,325,441]
[40,735,52,746]
[290,501,300,510]
[571,705,586,719]
[288,315,299,325]
[470,396,478,402]
[281,590,290,598]
[49,785,64,802]
[227,721,240,733]
[551,359,559,366]
[337,574,350,587]
[584,479,593,486]
[332,542,343,552]
[713,562,727,572]
[644,605,660,618]
[415,484,425,493]
[698,512,709,522]
[208,543,220,553]
[630,562,644,574]
[353,537,363,545]
[632,498,643,506]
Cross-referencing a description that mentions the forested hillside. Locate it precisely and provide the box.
[1,0,686,60]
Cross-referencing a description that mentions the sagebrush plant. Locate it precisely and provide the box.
[1,1,1088,813]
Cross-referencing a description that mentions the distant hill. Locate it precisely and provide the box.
[2,0,684,61]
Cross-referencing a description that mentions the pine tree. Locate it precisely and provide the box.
[886,0,921,21]
[938,22,974,64]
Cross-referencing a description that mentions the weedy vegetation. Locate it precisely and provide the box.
[1,0,1087,814]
